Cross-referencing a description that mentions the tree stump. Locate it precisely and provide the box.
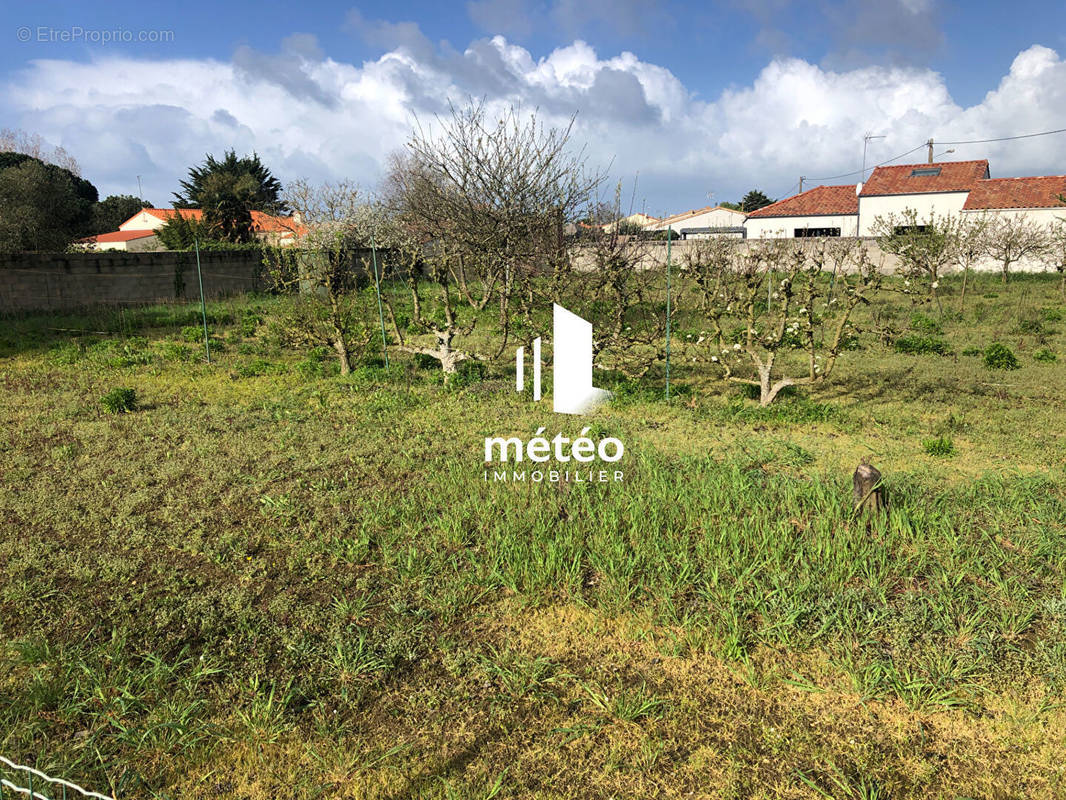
[853,460,887,516]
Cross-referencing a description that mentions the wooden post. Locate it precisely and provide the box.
[853,459,887,515]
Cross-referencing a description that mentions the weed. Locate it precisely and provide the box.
[893,334,952,356]
[983,342,1020,370]
[100,387,137,413]
[922,436,955,457]
[181,325,206,343]
[910,313,943,336]
[1033,348,1057,363]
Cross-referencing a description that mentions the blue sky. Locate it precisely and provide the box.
[3,0,1065,216]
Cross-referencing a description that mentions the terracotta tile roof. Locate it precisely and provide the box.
[126,208,306,236]
[77,229,159,243]
[745,185,858,218]
[141,207,201,222]
[860,160,989,196]
[963,175,1066,210]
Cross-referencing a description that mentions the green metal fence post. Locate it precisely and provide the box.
[370,236,390,368]
[665,229,672,401]
[194,237,211,363]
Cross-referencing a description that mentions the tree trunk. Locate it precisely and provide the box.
[437,332,461,377]
[333,337,352,376]
[853,461,887,516]
[959,267,970,311]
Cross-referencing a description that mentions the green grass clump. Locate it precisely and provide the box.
[910,313,943,336]
[181,325,206,343]
[922,435,955,457]
[983,342,1020,370]
[100,386,137,413]
[1033,348,1058,363]
[894,334,952,356]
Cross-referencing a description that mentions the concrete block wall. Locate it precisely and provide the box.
[0,251,265,313]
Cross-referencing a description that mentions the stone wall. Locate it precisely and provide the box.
[0,251,265,313]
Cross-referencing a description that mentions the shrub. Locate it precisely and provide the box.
[894,334,952,356]
[923,436,955,457]
[1033,348,1058,363]
[961,346,983,357]
[983,342,1020,370]
[100,387,137,414]
[910,313,943,336]
[181,325,205,343]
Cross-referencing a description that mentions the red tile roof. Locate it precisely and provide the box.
[963,175,1066,210]
[860,160,989,196]
[122,208,306,235]
[78,229,159,243]
[745,185,858,218]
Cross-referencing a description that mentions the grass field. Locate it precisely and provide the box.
[1,272,1065,799]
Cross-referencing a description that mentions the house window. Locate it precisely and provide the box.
[910,167,941,177]
[893,225,929,235]
[794,227,841,238]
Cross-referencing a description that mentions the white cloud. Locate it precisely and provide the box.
[4,37,1065,213]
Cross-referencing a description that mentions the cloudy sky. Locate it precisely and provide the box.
[3,0,1065,217]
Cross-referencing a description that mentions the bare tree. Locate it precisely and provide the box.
[559,215,673,379]
[382,101,602,376]
[0,128,81,175]
[872,209,958,311]
[981,213,1050,284]
[262,179,375,375]
[694,237,882,406]
[951,213,991,309]
[1049,218,1066,302]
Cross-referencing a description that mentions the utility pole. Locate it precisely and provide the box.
[927,138,935,164]
[862,133,885,181]
[136,175,143,199]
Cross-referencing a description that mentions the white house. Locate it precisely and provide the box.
[649,205,747,238]
[76,229,161,251]
[856,160,990,235]
[601,212,661,232]
[79,207,307,251]
[744,185,860,239]
[744,159,1066,241]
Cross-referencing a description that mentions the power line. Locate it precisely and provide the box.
[804,143,927,183]
[938,126,1066,145]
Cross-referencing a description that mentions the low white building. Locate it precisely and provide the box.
[743,159,1065,241]
[76,229,161,251]
[744,185,859,239]
[649,205,747,238]
[856,160,990,235]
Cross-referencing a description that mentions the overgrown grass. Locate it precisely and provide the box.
[1,273,1065,798]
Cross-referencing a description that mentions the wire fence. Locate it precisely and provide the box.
[0,757,114,800]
